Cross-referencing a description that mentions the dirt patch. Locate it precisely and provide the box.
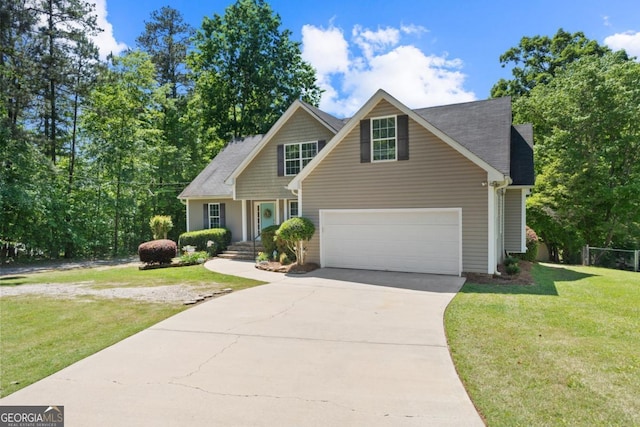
[0,282,226,304]
[255,261,319,274]
[464,261,535,285]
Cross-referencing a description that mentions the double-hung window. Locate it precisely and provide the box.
[371,116,397,162]
[288,200,299,218]
[285,141,318,175]
[208,203,221,228]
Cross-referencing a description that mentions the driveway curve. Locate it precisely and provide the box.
[0,259,483,426]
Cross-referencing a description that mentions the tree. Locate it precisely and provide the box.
[189,0,321,147]
[491,28,616,98]
[275,217,315,265]
[81,51,164,256]
[516,53,640,260]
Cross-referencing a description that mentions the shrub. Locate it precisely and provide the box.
[178,228,231,255]
[275,217,315,265]
[279,252,291,265]
[149,215,173,239]
[260,225,280,256]
[521,226,540,262]
[179,251,208,265]
[504,256,519,267]
[138,239,177,265]
[256,251,270,262]
[505,262,521,276]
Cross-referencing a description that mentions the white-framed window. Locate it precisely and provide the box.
[208,203,221,228]
[371,116,397,162]
[285,141,318,175]
[288,200,299,218]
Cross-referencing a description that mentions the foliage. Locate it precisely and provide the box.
[516,53,640,260]
[138,239,177,264]
[178,228,231,254]
[279,252,291,265]
[491,28,615,98]
[260,224,280,256]
[188,0,321,147]
[256,251,270,262]
[149,215,173,239]
[275,217,315,265]
[505,262,521,276]
[519,226,539,262]
[446,264,640,426]
[179,250,208,265]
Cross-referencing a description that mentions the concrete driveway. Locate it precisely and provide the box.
[1,259,484,426]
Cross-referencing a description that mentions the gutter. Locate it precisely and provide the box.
[491,176,512,276]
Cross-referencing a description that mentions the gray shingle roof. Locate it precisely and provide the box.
[178,135,263,199]
[414,97,513,176]
[300,100,347,133]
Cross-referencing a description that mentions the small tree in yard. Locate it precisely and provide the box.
[275,217,315,265]
[150,215,173,239]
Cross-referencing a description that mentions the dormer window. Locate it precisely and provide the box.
[372,116,397,162]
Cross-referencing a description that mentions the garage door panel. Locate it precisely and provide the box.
[321,209,461,276]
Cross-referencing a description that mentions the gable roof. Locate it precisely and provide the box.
[178,135,263,199]
[225,99,342,185]
[414,97,512,176]
[288,89,509,190]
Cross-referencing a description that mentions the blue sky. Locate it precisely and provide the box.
[93,0,640,117]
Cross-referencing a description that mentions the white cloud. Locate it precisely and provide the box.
[92,0,127,60]
[301,23,475,117]
[604,31,640,59]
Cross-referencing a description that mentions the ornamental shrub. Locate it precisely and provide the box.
[505,262,521,276]
[260,225,280,257]
[178,228,231,255]
[275,217,315,265]
[138,239,177,265]
[522,226,539,262]
[149,215,173,239]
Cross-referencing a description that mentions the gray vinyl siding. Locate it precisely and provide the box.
[236,108,335,200]
[504,189,525,253]
[301,99,490,273]
[187,198,244,243]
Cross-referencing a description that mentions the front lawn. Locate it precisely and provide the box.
[446,264,640,426]
[0,264,264,397]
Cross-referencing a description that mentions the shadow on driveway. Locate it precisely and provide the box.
[304,267,466,293]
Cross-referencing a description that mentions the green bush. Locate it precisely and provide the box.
[256,251,270,262]
[522,226,540,262]
[275,217,315,265]
[279,252,291,265]
[178,228,231,255]
[149,215,173,239]
[179,251,208,265]
[505,262,521,276]
[138,239,177,265]
[260,225,280,256]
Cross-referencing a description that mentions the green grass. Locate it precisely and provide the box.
[0,264,264,397]
[445,264,640,426]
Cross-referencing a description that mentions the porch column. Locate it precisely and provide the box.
[242,200,248,241]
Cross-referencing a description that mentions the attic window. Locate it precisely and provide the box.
[371,116,397,162]
[285,141,318,175]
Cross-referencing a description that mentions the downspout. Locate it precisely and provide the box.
[491,176,512,275]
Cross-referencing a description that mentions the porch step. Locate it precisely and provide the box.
[218,242,265,261]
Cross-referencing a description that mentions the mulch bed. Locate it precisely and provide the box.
[255,261,319,274]
[464,261,535,285]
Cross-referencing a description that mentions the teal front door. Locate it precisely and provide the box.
[258,202,275,237]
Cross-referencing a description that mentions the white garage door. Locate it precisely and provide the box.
[320,208,461,276]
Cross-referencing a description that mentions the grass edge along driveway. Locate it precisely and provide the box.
[0,264,265,397]
[445,263,640,426]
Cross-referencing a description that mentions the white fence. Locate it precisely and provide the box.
[582,246,639,272]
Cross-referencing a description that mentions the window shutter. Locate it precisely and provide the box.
[203,204,209,229]
[220,203,226,227]
[397,114,409,161]
[277,145,284,176]
[318,140,326,151]
[360,119,371,163]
